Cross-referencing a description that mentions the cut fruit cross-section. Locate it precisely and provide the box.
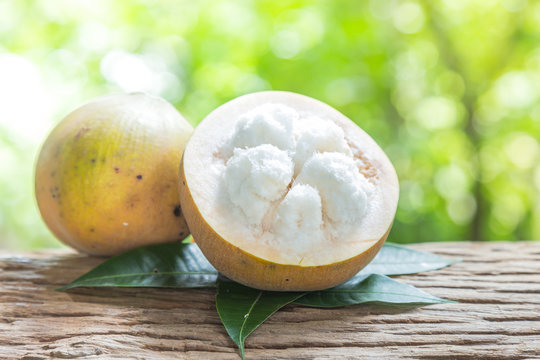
[179,91,399,291]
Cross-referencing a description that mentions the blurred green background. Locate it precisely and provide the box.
[1,0,539,250]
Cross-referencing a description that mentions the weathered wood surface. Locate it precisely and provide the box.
[1,241,539,360]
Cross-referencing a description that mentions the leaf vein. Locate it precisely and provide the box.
[239,291,262,340]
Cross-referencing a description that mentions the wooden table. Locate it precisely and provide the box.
[1,242,539,359]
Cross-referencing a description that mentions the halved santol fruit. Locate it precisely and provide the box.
[35,93,193,256]
[179,91,399,291]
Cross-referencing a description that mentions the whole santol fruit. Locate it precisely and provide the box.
[35,93,193,256]
[179,91,399,291]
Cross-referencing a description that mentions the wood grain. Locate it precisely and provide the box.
[1,242,539,359]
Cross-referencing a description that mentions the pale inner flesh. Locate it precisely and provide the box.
[210,103,381,265]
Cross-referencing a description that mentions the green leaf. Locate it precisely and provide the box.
[359,242,459,276]
[59,242,458,291]
[216,278,305,359]
[58,243,218,290]
[295,273,453,308]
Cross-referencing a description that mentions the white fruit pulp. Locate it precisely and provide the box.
[219,104,375,263]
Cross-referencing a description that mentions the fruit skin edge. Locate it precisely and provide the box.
[179,153,391,292]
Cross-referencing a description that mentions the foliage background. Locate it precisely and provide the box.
[0,0,539,250]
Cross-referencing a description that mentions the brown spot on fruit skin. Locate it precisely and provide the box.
[114,167,120,173]
[91,158,96,163]
[90,228,95,232]
[173,205,181,217]
[50,187,61,200]
[136,175,143,180]
[75,127,90,139]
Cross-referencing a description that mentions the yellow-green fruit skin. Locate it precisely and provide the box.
[179,157,389,291]
[35,93,193,256]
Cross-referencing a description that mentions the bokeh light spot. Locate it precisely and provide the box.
[77,22,112,53]
[100,50,183,101]
[447,194,477,225]
[492,193,525,232]
[415,96,457,130]
[495,71,537,109]
[325,78,358,106]
[369,0,397,19]
[270,30,302,59]
[0,54,52,143]
[392,2,425,34]
[504,133,539,169]
[435,164,470,199]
